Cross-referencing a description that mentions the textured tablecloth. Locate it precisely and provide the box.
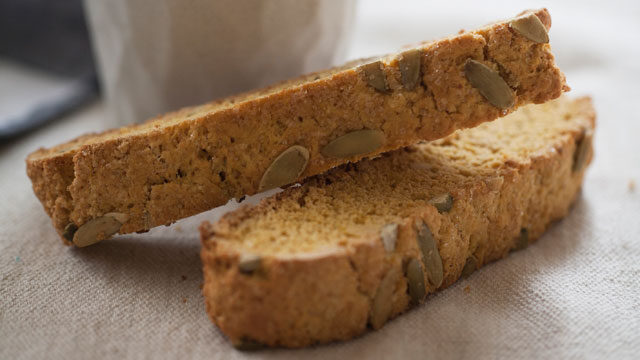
[2,1,639,359]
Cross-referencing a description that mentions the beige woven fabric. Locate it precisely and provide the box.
[1,1,639,359]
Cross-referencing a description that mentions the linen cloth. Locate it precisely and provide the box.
[1,1,639,358]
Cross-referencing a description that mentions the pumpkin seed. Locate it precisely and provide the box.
[72,212,129,247]
[416,221,444,288]
[573,130,591,172]
[406,258,426,304]
[461,255,478,279]
[62,223,78,242]
[321,129,385,158]
[238,254,261,274]
[513,228,529,251]
[380,223,398,252]
[464,59,515,110]
[370,267,400,329]
[233,338,263,351]
[429,193,453,213]
[510,13,549,44]
[259,145,309,191]
[398,49,422,90]
[105,212,129,223]
[360,60,390,93]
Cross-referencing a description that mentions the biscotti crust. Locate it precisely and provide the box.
[200,97,595,348]
[27,9,567,244]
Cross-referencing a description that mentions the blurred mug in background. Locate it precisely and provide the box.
[84,0,356,126]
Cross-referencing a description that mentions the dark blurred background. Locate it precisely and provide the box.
[0,0,94,76]
[0,0,97,141]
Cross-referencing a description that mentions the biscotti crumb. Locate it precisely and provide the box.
[464,285,471,294]
[629,179,636,192]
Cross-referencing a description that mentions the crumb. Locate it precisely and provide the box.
[463,285,470,294]
[182,297,187,303]
[199,283,204,290]
[175,225,183,232]
[181,275,187,281]
[629,179,636,192]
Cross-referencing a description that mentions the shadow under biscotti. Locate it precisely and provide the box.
[72,233,201,278]
[67,193,263,291]
[68,216,206,310]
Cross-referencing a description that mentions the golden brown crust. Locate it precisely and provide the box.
[27,9,567,244]
[200,96,596,348]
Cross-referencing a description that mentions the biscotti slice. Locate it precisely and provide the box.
[200,96,595,348]
[27,9,568,246]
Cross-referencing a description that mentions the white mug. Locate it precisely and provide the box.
[84,0,356,126]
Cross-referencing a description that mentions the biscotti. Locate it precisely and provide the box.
[27,9,568,246]
[200,96,595,348]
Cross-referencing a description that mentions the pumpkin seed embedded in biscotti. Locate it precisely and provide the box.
[509,13,549,44]
[406,258,426,304]
[416,221,444,288]
[573,130,591,172]
[464,60,515,110]
[461,255,478,279]
[398,48,422,90]
[233,338,264,351]
[360,60,390,93]
[238,254,262,274]
[321,129,385,158]
[513,228,529,251]
[370,267,400,329]
[72,212,129,247]
[62,223,78,242]
[105,212,129,224]
[380,223,399,252]
[259,145,309,192]
[429,193,453,213]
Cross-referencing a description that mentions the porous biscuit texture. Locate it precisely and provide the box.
[27,9,567,245]
[200,96,595,348]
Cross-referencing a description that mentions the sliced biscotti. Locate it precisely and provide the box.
[27,9,568,245]
[200,96,595,348]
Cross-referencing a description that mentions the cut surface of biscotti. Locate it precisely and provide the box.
[200,96,595,348]
[27,9,568,245]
